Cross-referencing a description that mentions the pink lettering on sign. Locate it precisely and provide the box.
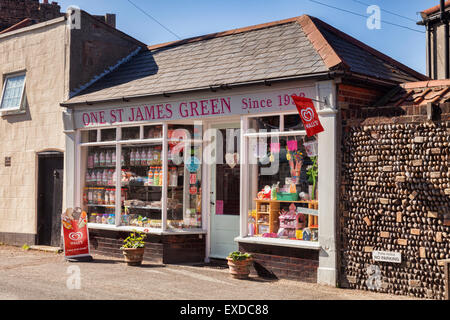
[99,111,106,124]
[179,98,232,118]
[82,110,113,126]
[82,113,90,126]
[241,97,273,110]
[129,105,172,122]
[79,90,311,127]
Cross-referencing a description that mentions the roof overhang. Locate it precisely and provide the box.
[60,71,334,108]
[60,69,402,108]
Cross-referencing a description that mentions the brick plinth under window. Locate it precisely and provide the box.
[238,242,319,283]
[88,229,205,264]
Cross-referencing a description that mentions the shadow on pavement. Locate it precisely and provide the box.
[245,277,279,283]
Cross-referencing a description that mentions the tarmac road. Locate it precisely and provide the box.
[0,244,414,300]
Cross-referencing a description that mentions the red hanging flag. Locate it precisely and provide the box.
[291,95,324,137]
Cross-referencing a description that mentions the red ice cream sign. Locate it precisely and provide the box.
[291,95,324,137]
[62,208,90,258]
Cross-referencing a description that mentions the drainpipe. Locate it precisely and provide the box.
[441,0,449,78]
[426,22,432,78]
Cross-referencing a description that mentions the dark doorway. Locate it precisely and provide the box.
[37,152,64,247]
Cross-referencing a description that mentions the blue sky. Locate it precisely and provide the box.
[56,0,438,75]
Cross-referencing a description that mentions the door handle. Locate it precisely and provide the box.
[210,201,215,206]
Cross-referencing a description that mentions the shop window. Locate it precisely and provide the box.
[246,127,319,242]
[82,145,117,225]
[167,123,203,230]
[80,123,204,232]
[283,114,305,132]
[121,142,163,228]
[81,130,98,143]
[100,128,116,142]
[0,73,26,111]
[144,125,163,139]
[248,116,280,132]
[121,126,140,140]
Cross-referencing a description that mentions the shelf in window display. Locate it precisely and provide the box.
[168,138,203,145]
[126,163,163,167]
[86,204,116,208]
[86,185,117,188]
[125,205,162,210]
[88,165,117,169]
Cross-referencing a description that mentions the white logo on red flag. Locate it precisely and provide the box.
[291,95,324,137]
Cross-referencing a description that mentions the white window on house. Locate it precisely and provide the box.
[0,73,26,111]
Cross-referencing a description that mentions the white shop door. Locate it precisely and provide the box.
[209,123,240,259]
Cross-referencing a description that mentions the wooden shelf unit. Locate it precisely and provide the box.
[306,200,318,229]
[254,199,318,236]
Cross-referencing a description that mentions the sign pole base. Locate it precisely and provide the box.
[65,255,94,262]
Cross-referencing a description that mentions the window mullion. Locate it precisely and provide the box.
[161,123,168,232]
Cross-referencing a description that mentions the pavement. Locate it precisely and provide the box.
[0,244,416,300]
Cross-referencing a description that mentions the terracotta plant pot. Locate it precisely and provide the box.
[227,257,253,279]
[122,247,145,266]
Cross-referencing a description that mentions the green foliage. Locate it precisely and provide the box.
[22,244,30,251]
[227,251,252,261]
[307,156,318,200]
[121,230,146,249]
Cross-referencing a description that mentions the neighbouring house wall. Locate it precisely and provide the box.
[0,20,67,242]
[68,11,144,96]
[427,22,450,80]
[0,0,63,32]
[434,24,446,80]
[339,102,450,299]
[0,12,144,246]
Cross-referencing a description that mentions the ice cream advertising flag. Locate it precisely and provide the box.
[62,208,90,258]
[291,95,324,137]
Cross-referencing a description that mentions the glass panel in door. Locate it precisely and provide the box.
[210,124,240,259]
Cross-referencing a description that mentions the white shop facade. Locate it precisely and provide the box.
[62,79,338,285]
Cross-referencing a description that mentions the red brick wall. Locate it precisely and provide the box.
[89,229,205,264]
[338,83,387,120]
[342,103,450,127]
[0,0,63,32]
[238,243,319,283]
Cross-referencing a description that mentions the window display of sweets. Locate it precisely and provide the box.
[247,120,319,242]
[80,124,203,231]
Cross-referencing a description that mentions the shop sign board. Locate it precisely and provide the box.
[372,250,401,263]
[62,208,90,259]
[74,86,317,128]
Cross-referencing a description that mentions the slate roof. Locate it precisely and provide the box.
[378,80,450,107]
[64,15,427,106]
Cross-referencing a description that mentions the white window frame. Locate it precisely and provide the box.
[0,72,27,113]
[237,112,321,250]
[77,122,206,235]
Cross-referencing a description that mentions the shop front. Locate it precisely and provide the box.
[62,80,338,284]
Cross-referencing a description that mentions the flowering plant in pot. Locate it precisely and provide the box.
[227,251,253,279]
[120,230,146,266]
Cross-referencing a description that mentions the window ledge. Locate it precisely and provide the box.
[87,223,206,235]
[234,236,321,250]
[0,108,26,117]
